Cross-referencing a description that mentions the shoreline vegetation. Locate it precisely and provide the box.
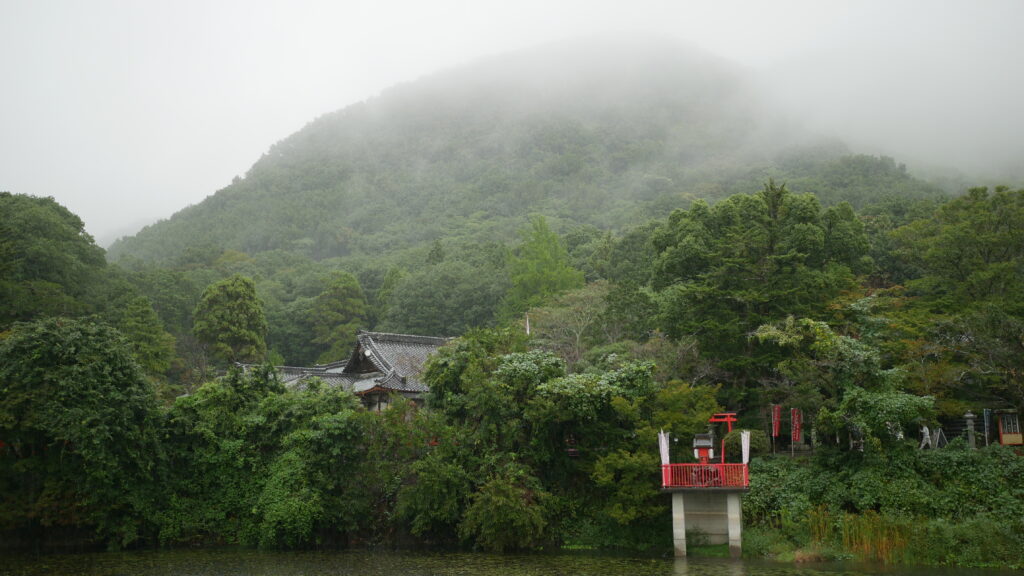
[2,326,1022,568]
[3,180,1023,569]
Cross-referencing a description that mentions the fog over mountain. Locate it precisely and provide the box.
[1,1,1021,243]
[108,35,945,264]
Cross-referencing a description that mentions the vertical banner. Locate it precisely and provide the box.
[791,408,802,443]
[658,429,670,465]
[983,408,992,446]
[741,430,751,464]
[771,404,781,437]
[658,429,671,486]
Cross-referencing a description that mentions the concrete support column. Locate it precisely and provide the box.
[672,492,687,557]
[726,492,742,558]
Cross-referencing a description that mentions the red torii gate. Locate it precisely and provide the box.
[707,412,737,464]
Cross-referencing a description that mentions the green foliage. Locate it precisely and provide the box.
[782,154,945,209]
[501,215,585,319]
[371,266,404,326]
[755,317,934,449]
[423,327,529,416]
[0,317,162,547]
[254,450,323,547]
[193,274,268,364]
[458,464,554,552]
[311,271,368,363]
[381,260,508,336]
[648,379,721,442]
[887,187,1024,410]
[723,429,770,460]
[115,296,176,381]
[416,328,714,551]
[745,445,1024,567]
[651,182,867,394]
[397,445,473,541]
[4,75,1022,563]
[600,281,657,342]
[0,193,107,328]
[894,186,1024,304]
[591,450,661,525]
[528,280,611,370]
[158,367,371,547]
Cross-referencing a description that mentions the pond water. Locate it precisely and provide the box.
[0,549,1017,576]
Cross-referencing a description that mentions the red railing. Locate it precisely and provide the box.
[661,463,749,488]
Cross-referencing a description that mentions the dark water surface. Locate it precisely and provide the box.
[0,550,1017,576]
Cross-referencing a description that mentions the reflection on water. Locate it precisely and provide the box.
[0,549,1016,576]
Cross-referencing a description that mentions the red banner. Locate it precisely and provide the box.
[771,405,781,437]
[791,408,802,443]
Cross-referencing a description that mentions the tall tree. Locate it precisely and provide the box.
[117,296,176,381]
[501,215,584,319]
[888,187,1024,411]
[528,280,611,370]
[311,271,368,363]
[893,186,1024,305]
[193,274,268,364]
[651,182,867,386]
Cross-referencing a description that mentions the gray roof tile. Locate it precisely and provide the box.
[252,330,451,396]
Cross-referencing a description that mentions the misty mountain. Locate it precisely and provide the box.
[108,37,943,263]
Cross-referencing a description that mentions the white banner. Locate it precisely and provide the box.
[658,429,670,465]
[741,430,751,464]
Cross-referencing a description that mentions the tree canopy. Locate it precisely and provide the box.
[0,317,162,547]
[193,274,268,365]
[0,193,107,328]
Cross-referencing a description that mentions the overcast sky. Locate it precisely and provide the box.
[2,0,1022,244]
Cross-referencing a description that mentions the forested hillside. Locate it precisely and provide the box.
[101,38,947,372]
[108,38,942,265]
[3,38,1022,566]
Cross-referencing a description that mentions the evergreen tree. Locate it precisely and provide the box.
[501,215,584,319]
[311,271,368,363]
[651,182,867,386]
[193,274,268,364]
[118,296,176,381]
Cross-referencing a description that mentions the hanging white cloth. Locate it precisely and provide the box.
[741,430,751,464]
[658,429,671,465]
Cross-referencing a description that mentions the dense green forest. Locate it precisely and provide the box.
[3,181,1022,565]
[2,41,1022,567]
[108,39,945,268]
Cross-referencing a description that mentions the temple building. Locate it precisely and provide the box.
[262,330,450,411]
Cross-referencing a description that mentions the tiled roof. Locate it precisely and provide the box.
[251,330,451,397]
[350,331,451,392]
[315,359,349,374]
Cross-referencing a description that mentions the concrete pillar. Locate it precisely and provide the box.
[672,492,687,557]
[726,492,742,558]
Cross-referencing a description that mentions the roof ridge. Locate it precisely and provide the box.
[357,330,452,345]
[313,360,349,369]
